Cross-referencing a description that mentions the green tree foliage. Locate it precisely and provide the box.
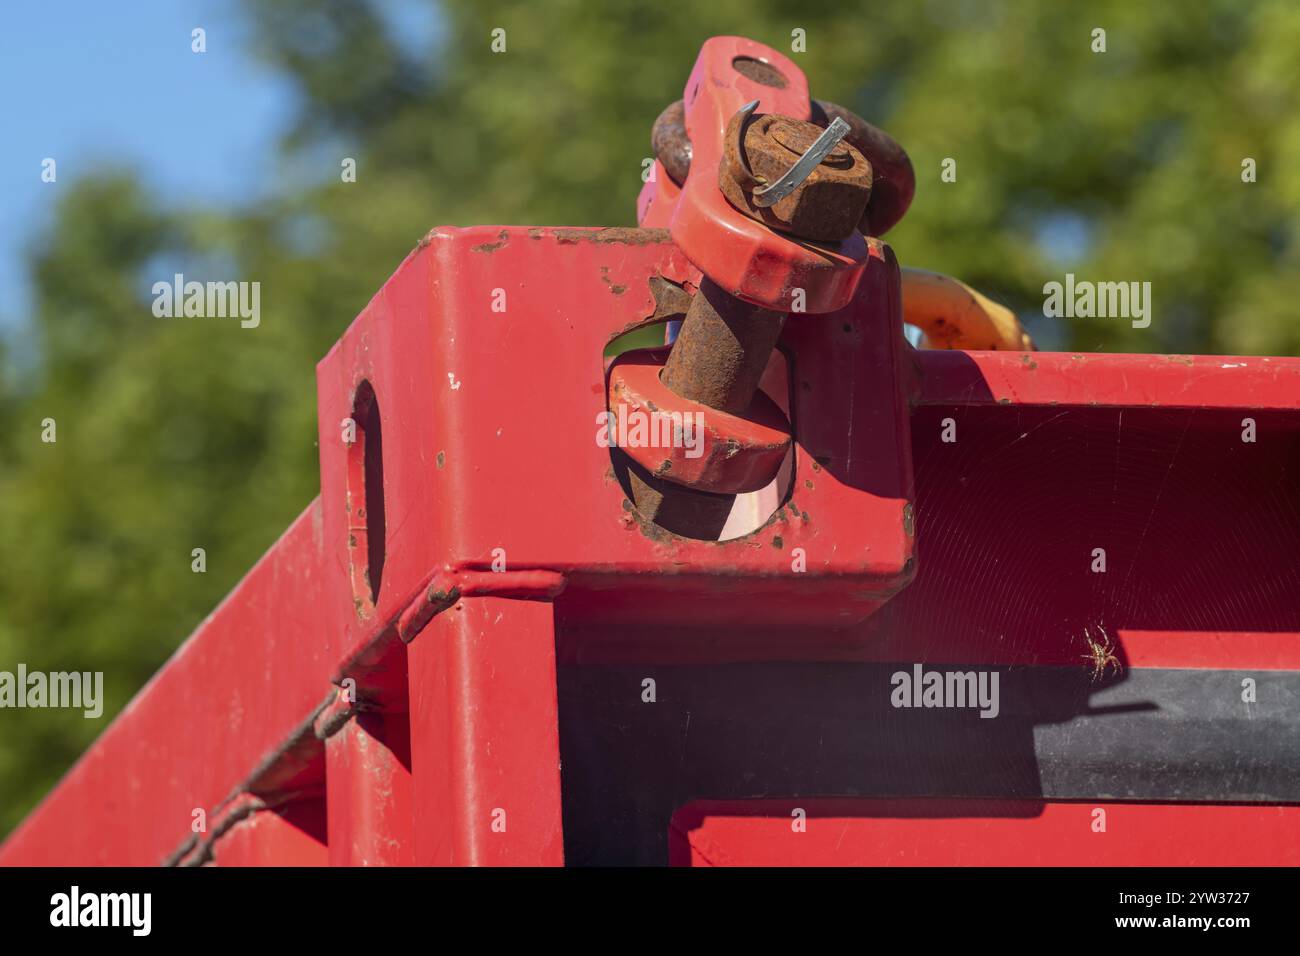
[1,0,1297,834]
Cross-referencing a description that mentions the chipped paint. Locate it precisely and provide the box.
[471,229,510,254]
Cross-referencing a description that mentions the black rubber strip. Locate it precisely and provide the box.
[557,662,1299,865]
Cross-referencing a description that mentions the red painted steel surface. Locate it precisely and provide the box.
[669,800,1300,866]
[916,349,1300,409]
[314,226,914,635]
[211,799,328,868]
[408,598,564,865]
[325,713,414,866]
[0,504,332,866]
[0,223,1296,867]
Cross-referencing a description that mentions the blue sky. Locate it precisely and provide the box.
[0,0,439,335]
[2,2,1073,348]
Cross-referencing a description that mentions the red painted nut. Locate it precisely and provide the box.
[606,349,791,495]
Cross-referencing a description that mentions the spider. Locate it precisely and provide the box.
[1081,624,1123,682]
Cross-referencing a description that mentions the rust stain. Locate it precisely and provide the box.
[607,274,693,340]
[587,227,670,245]
[436,450,445,470]
[625,498,675,545]
[471,229,510,254]
[647,274,692,321]
[719,109,871,242]
[552,227,671,246]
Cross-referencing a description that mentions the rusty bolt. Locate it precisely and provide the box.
[661,277,786,415]
[809,100,915,237]
[622,273,790,540]
[650,100,692,187]
[621,277,787,539]
[650,98,916,238]
[625,99,890,537]
[619,454,736,541]
[719,109,872,243]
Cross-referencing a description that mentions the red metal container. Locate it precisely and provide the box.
[3,37,1297,868]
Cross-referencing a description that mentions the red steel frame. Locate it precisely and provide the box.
[1,222,1295,867]
[3,38,1299,868]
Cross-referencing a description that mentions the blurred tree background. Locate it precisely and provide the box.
[1,0,1298,835]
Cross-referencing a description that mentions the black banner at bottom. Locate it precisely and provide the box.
[0,866,1289,942]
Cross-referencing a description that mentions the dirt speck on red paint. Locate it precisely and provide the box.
[599,265,628,295]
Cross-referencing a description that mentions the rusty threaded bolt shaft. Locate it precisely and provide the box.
[661,278,786,415]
